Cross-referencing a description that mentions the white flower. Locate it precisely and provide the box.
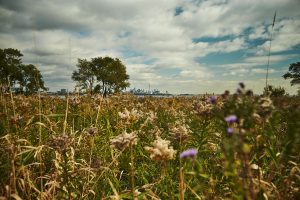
[110,131,138,150]
[144,137,177,161]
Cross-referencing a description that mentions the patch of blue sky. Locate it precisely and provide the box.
[192,35,235,43]
[143,58,157,65]
[272,44,300,56]
[196,50,247,65]
[247,38,268,47]
[158,68,181,77]
[120,46,143,58]
[174,6,183,16]
[270,56,299,71]
[74,30,90,38]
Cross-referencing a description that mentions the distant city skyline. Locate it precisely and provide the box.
[0,0,299,94]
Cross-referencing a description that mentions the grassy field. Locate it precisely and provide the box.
[0,84,299,199]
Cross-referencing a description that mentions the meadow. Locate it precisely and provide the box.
[0,83,299,199]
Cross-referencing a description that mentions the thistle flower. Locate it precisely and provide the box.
[259,97,273,108]
[48,135,73,152]
[257,97,274,118]
[170,123,190,142]
[145,110,157,123]
[72,97,81,105]
[118,108,143,122]
[193,101,213,116]
[110,131,138,150]
[90,156,101,171]
[239,82,245,89]
[207,96,217,104]
[221,90,230,98]
[180,148,198,159]
[85,126,98,135]
[118,108,130,119]
[144,137,177,161]
[227,127,234,135]
[225,115,238,124]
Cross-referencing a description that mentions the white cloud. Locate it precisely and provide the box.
[251,68,276,74]
[257,18,300,54]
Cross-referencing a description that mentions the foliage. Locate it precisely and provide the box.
[0,83,299,199]
[0,48,23,87]
[72,59,95,93]
[20,64,47,94]
[283,62,300,86]
[263,85,287,97]
[72,57,130,95]
[0,48,46,93]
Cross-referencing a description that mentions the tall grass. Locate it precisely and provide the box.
[0,84,299,199]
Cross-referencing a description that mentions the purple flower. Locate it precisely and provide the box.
[180,148,198,159]
[239,82,245,89]
[227,127,234,135]
[207,96,217,104]
[225,115,237,124]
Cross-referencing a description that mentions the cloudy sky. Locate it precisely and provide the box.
[0,0,299,94]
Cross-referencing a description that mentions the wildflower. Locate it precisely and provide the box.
[257,97,274,118]
[207,96,217,104]
[90,156,101,171]
[72,97,81,105]
[85,126,98,135]
[246,90,253,96]
[10,115,23,125]
[48,135,73,152]
[259,97,273,108]
[180,148,198,159]
[110,131,138,150]
[239,82,245,89]
[146,110,157,123]
[221,90,230,98]
[144,137,177,161]
[225,115,238,124]
[170,123,190,142]
[227,127,234,135]
[193,101,213,116]
[118,108,143,122]
[118,108,130,119]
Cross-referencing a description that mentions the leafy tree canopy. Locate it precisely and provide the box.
[20,64,46,94]
[0,48,23,86]
[72,56,130,95]
[0,48,46,94]
[283,62,300,86]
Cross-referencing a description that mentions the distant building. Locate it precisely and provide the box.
[61,89,67,94]
[57,89,68,95]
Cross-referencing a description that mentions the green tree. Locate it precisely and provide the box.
[72,57,130,95]
[91,57,130,95]
[20,64,46,94]
[283,62,300,86]
[0,48,23,90]
[0,48,46,94]
[72,58,95,94]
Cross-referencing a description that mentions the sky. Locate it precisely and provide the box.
[0,0,299,94]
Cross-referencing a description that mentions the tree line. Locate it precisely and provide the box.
[1,47,299,96]
[71,57,130,96]
[0,48,130,96]
[0,48,46,94]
